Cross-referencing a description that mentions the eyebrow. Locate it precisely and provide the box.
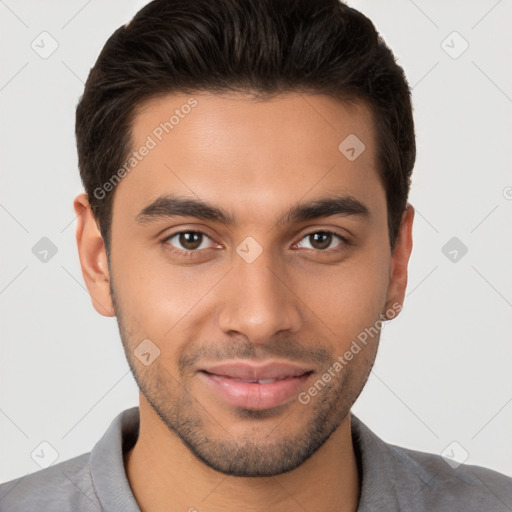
[135,193,370,227]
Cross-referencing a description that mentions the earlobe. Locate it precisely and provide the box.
[73,193,115,317]
[384,203,414,318]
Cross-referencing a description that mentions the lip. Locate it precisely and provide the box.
[201,361,312,380]
[198,360,313,410]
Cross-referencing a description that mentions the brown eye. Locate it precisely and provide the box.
[297,231,345,251]
[178,232,202,250]
[310,232,332,250]
[164,231,213,253]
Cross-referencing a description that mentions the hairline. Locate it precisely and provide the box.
[99,88,394,258]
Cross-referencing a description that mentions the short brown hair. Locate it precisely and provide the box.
[75,0,415,257]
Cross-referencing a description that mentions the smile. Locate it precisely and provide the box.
[198,361,314,410]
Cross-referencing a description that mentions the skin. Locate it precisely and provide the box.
[74,91,414,512]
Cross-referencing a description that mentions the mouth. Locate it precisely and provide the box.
[198,361,314,410]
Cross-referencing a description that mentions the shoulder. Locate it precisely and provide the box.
[350,414,512,511]
[0,452,101,512]
[392,443,512,510]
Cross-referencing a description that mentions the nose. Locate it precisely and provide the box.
[216,248,304,345]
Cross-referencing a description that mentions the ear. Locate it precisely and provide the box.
[384,203,414,318]
[73,193,115,317]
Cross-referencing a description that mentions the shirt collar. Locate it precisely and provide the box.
[89,407,436,512]
[90,406,141,512]
[350,413,436,511]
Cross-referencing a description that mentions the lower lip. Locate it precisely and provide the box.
[199,371,312,410]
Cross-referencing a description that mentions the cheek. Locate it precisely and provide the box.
[296,247,390,337]
[111,227,390,351]
[112,249,226,338]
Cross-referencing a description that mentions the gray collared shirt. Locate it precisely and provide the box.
[1,406,511,511]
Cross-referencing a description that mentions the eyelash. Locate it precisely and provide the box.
[161,229,349,258]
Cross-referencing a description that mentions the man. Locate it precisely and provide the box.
[1,0,511,510]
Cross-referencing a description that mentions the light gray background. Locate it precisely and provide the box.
[1,0,511,484]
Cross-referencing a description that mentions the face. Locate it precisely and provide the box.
[75,91,413,477]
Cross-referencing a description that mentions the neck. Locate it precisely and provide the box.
[124,398,360,512]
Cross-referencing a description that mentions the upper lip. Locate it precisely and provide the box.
[200,361,313,381]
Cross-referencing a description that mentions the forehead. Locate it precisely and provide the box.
[112,91,384,227]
